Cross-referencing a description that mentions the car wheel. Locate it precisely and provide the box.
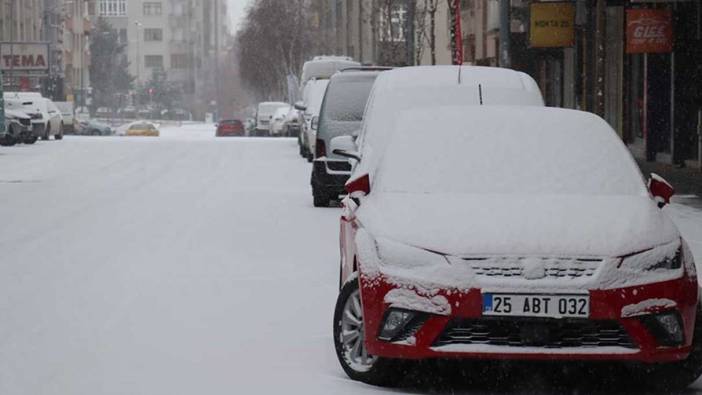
[55,124,64,140]
[634,302,702,391]
[313,188,330,207]
[41,124,50,140]
[23,134,38,144]
[306,152,313,163]
[334,278,399,387]
[0,135,16,146]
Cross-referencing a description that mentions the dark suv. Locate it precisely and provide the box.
[310,68,387,207]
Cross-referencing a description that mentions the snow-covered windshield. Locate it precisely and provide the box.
[304,80,329,116]
[320,75,376,122]
[375,106,647,196]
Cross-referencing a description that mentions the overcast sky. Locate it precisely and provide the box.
[227,0,253,33]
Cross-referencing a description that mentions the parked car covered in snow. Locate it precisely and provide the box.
[77,119,114,136]
[255,101,289,136]
[333,106,701,390]
[269,105,292,137]
[310,68,388,206]
[54,101,76,133]
[5,93,63,140]
[296,79,329,161]
[3,109,35,145]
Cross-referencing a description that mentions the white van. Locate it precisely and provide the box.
[256,102,289,136]
[299,56,360,90]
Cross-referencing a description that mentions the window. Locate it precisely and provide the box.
[119,28,127,44]
[171,54,189,69]
[98,0,126,17]
[144,28,163,42]
[143,2,162,16]
[144,55,163,69]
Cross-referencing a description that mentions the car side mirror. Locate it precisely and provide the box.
[648,173,674,208]
[345,174,370,198]
[330,135,360,161]
[294,101,306,111]
[311,116,319,131]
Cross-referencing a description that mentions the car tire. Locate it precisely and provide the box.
[333,278,400,387]
[306,152,313,163]
[55,124,64,140]
[23,134,38,144]
[42,124,50,140]
[313,188,330,207]
[633,301,702,391]
[0,135,16,146]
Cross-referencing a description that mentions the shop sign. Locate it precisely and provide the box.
[0,43,50,73]
[530,2,576,48]
[626,9,673,54]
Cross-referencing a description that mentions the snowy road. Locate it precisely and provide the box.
[1,123,701,394]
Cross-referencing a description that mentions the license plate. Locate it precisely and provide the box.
[482,293,589,318]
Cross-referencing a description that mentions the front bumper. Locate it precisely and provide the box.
[359,273,698,363]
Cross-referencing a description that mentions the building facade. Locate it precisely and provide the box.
[95,0,229,119]
[64,0,93,105]
[462,0,701,168]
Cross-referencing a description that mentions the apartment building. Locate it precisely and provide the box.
[64,0,93,104]
[95,0,228,118]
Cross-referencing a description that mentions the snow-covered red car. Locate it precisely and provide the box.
[332,106,701,390]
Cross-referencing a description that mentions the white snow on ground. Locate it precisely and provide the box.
[0,122,701,394]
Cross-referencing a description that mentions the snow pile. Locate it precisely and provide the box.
[621,298,677,318]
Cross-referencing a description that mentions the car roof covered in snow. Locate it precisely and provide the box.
[354,66,544,178]
[300,58,360,85]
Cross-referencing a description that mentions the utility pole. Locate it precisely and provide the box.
[134,21,142,105]
[593,0,606,117]
[214,0,220,121]
[499,0,511,68]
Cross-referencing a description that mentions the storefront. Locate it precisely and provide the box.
[624,0,701,166]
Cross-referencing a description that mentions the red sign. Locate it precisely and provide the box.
[626,9,673,54]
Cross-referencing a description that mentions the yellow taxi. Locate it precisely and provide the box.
[126,122,160,137]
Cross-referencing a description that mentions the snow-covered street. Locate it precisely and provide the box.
[1,123,701,394]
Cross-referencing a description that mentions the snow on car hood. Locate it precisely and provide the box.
[358,192,679,258]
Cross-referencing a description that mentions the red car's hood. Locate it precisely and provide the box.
[357,193,679,258]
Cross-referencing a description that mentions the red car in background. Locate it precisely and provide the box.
[216,119,245,137]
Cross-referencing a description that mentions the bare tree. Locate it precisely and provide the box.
[237,0,322,101]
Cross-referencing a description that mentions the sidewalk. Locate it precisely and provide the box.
[637,159,702,197]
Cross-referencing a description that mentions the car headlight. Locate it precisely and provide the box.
[620,240,682,272]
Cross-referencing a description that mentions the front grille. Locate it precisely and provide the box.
[327,161,352,171]
[466,257,602,279]
[434,318,636,349]
[19,118,31,127]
